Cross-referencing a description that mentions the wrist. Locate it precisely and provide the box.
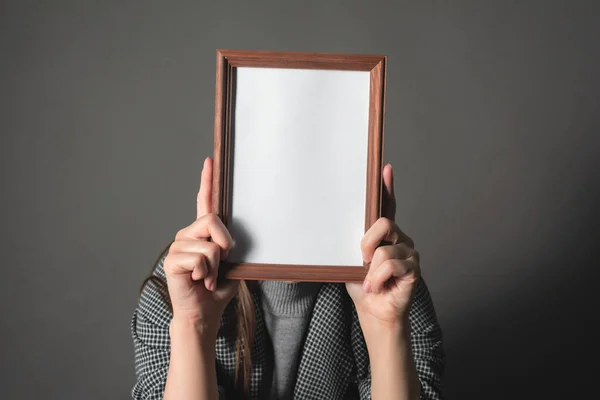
[170,315,219,347]
[361,318,414,376]
[357,312,410,345]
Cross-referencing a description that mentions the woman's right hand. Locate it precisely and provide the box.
[163,157,239,332]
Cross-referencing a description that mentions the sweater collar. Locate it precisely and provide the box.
[257,280,322,316]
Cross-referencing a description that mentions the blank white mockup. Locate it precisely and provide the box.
[228,67,370,266]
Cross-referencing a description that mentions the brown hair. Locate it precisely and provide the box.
[139,241,256,397]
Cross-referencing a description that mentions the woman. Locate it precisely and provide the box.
[131,157,444,399]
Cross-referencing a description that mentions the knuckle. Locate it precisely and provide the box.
[399,242,417,258]
[397,241,411,252]
[223,236,233,252]
[163,255,175,274]
[379,217,393,229]
[168,240,183,253]
[206,241,220,259]
[390,230,402,245]
[411,250,420,264]
[377,259,399,279]
[174,229,185,241]
[204,213,220,225]
[398,241,414,257]
[373,246,390,262]
[380,258,397,271]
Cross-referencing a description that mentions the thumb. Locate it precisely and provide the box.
[382,163,396,221]
[197,157,213,219]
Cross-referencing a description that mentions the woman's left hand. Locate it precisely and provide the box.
[346,164,421,331]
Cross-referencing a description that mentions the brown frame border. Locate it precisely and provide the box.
[213,49,386,282]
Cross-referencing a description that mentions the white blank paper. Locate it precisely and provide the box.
[228,67,370,266]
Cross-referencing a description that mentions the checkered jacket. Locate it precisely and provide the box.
[131,253,445,399]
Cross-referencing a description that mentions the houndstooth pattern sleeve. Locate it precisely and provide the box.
[350,277,445,400]
[350,304,371,400]
[130,251,227,399]
[410,277,445,399]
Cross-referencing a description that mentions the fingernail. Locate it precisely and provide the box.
[210,281,216,291]
[363,279,371,293]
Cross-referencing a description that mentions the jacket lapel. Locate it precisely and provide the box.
[293,283,354,399]
[250,289,268,399]
[216,289,269,400]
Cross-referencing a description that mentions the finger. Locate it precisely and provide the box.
[191,256,209,281]
[203,242,220,291]
[214,278,241,303]
[169,240,221,291]
[364,243,417,292]
[368,258,420,294]
[361,218,415,263]
[382,163,396,221]
[196,157,213,219]
[164,252,208,279]
[175,214,233,258]
[361,218,402,262]
[370,243,413,273]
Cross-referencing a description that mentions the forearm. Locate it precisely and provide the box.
[361,316,420,400]
[164,317,219,400]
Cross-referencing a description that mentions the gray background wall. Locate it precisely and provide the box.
[1,1,599,399]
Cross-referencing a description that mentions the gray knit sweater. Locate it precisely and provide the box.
[257,280,322,400]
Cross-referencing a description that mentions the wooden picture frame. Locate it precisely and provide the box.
[212,49,386,282]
